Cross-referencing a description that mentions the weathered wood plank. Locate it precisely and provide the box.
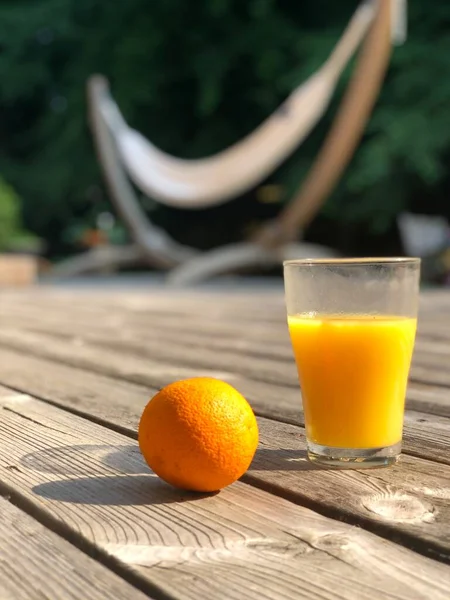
[0,497,152,600]
[0,318,450,416]
[5,292,450,350]
[415,338,450,357]
[0,389,449,600]
[247,418,450,560]
[0,323,449,422]
[410,365,450,388]
[1,347,450,464]
[2,285,448,326]
[7,287,450,372]
[0,335,303,421]
[417,323,450,341]
[0,328,236,385]
[1,361,450,559]
[3,292,450,374]
[43,326,450,388]
[2,289,449,398]
[0,299,292,349]
[404,383,450,420]
[0,348,159,435]
[0,290,287,327]
[42,322,450,388]
[0,366,450,554]
[4,306,450,387]
[8,314,294,362]
[1,285,448,315]
[1,286,448,314]
[403,410,450,464]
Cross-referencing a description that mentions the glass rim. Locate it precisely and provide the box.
[283,257,421,267]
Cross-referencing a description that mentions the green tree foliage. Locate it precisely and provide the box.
[0,177,21,251]
[0,176,38,251]
[0,0,449,256]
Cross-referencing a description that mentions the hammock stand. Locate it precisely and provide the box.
[53,0,403,285]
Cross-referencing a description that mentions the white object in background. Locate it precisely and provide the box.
[398,212,449,257]
[392,0,407,45]
[99,0,377,209]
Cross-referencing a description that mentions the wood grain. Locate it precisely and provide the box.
[2,293,450,389]
[0,389,449,600]
[247,418,450,560]
[0,328,238,387]
[2,288,450,376]
[0,348,450,464]
[403,410,450,465]
[0,287,447,346]
[0,285,446,313]
[0,348,158,436]
[1,357,450,557]
[0,497,152,600]
[0,347,449,465]
[3,294,450,362]
[0,335,303,422]
[1,285,447,319]
[405,383,450,419]
[0,289,286,331]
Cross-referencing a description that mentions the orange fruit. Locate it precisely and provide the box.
[138,377,259,492]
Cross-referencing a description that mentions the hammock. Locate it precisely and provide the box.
[97,0,405,209]
[80,0,404,285]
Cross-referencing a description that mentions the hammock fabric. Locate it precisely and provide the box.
[96,0,401,210]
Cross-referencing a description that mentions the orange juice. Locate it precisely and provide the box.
[288,314,417,448]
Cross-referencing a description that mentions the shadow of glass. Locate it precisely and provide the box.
[22,444,147,476]
[250,448,329,472]
[32,474,216,505]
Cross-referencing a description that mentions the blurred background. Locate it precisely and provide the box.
[1,0,450,286]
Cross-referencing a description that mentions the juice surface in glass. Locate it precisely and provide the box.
[288,314,417,449]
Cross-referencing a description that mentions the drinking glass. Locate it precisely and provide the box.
[284,258,421,467]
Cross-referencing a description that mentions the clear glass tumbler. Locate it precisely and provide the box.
[284,258,421,468]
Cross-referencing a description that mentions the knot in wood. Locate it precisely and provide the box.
[312,533,353,554]
[362,492,435,523]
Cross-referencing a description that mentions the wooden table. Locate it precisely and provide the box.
[0,285,450,600]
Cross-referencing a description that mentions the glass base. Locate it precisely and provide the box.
[307,441,401,469]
